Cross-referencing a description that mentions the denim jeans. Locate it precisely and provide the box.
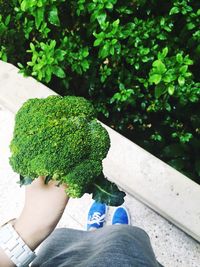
[31,225,163,267]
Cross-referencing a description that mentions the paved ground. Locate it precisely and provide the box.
[0,105,200,267]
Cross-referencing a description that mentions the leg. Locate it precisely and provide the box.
[31,203,162,267]
[31,225,161,267]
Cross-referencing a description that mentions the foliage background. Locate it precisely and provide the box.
[1,0,200,183]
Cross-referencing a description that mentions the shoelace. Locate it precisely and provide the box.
[88,212,105,225]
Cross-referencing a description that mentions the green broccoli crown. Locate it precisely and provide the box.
[10,95,110,198]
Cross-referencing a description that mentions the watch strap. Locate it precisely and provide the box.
[0,223,36,267]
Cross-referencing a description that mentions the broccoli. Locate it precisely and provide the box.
[9,95,125,206]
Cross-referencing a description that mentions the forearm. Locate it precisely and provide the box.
[0,214,60,267]
[0,177,69,266]
[0,220,42,267]
[13,181,69,251]
[0,209,66,266]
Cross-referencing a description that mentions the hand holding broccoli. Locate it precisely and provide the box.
[14,176,69,251]
[9,95,125,206]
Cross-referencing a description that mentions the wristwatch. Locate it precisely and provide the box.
[0,221,36,267]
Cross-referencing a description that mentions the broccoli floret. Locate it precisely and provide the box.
[9,95,125,206]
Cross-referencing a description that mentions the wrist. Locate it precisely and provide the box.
[13,215,51,251]
[0,222,36,267]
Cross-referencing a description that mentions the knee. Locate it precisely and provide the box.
[106,225,150,242]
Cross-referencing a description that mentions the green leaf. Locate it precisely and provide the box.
[149,74,162,85]
[152,60,166,74]
[81,59,89,70]
[89,173,126,206]
[18,175,33,186]
[135,63,140,70]
[119,83,125,90]
[110,46,114,55]
[164,26,172,32]
[91,10,99,22]
[169,7,179,15]
[106,2,113,9]
[169,158,184,171]
[48,6,60,26]
[184,56,193,65]
[21,0,27,11]
[94,38,103,47]
[179,65,188,74]
[54,49,66,61]
[1,52,7,62]
[180,133,192,143]
[100,43,109,58]
[154,84,166,98]
[97,12,106,25]
[17,62,24,68]
[5,15,11,26]
[163,144,186,158]
[87,3,95,12]
[113,19,120,28]
[93,31,105,39]
[163,73,173,83]
[141,47,150,55]
[111,39,118,45]
[50,40,56,49]
[53,66,66,78]
[35,7,44,29]
[82,48,89,57]
[176,53,183,63]
[168,85,175,95]
[30,42,35,51]
[162,47,168,58]
[165,103,171,112]
[178,76,185,86]
[187,22,195,30]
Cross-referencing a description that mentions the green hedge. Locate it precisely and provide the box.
[1,0,200,183]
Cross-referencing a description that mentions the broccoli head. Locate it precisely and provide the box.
[9,95,125,206]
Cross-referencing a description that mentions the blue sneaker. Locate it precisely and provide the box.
[111,206,130,225]
[86,201,107,231]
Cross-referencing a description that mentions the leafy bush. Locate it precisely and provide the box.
[1,0,200,183]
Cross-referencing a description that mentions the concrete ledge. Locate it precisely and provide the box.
[0,60,200,242]
[103,125,200,242]
[0,62,57,113]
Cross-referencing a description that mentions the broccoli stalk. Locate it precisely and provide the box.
[9,95,125,206]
